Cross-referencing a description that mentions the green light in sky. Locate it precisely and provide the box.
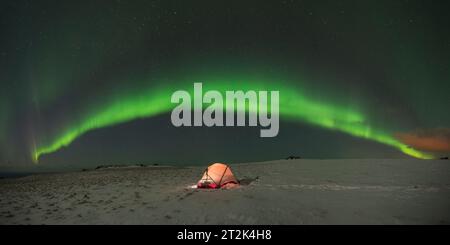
[32,80,434,162]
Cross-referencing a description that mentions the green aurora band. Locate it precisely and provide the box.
[32,79,434,162]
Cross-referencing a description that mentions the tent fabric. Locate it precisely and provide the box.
[197,163,239,189]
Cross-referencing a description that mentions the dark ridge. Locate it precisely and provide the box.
[286,156,301,160]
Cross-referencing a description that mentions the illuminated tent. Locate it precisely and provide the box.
[197,163,239,189]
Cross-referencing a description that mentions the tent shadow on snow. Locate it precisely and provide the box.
[238,176,259,186]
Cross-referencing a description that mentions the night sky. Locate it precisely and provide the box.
[1,0,450,171]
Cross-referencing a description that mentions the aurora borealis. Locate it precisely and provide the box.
[1,0,450,171]
[32,79,433,162]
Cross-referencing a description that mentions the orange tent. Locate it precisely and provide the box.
[197,163,239,189]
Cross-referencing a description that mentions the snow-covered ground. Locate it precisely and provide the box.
[1,159,449,224]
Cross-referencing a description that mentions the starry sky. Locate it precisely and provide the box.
[1,0,450,171]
